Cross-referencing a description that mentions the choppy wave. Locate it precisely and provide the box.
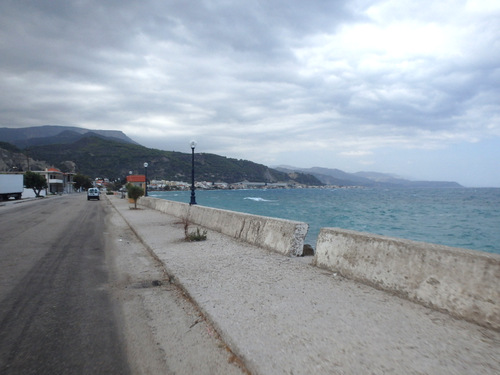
[244,197,274,202]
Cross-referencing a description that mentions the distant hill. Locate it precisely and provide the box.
[2,126,460,187]
[275,165,462,188]
[0,125,138,148]
[0,136,323,185]
[0,142,49,172]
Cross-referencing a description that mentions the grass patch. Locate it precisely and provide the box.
[183,218,207,242]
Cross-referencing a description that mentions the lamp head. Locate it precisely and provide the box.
[144,162,148,168]
[190,140,197,149]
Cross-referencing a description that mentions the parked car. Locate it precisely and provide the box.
[87,188,100,200]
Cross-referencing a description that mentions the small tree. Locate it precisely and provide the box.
[73,173,93,191]
[127,184,144,209]
[24,171,48,197]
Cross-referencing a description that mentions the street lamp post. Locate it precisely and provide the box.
[189,140,197,205]
[144,162,148,196]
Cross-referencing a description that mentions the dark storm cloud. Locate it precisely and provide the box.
[1,0,499,185]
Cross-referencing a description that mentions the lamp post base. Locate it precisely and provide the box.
[190,190,197,205]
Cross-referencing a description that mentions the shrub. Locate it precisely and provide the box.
[127,184,144,209]
[182,218,207,241]
[186,227,208,242]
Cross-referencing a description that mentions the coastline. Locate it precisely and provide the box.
[149,187,500,255]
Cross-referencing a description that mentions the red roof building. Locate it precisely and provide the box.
[126,175,146,183]
[126,175,146,188]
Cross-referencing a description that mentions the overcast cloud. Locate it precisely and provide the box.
[1,0,499,186]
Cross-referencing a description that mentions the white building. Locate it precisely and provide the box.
[33,168,75,194]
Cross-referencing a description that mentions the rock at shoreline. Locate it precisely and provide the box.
[302,244,314,256]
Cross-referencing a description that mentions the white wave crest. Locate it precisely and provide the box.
[244,197,273,202]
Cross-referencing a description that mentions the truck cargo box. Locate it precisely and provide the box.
[0,174,23,201]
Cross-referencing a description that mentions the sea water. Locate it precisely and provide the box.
[149,188,500,255]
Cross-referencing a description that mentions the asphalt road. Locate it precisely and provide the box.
[0,194,247,375]
[0,195,130,374]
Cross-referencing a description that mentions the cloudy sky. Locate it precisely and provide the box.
[1,0,499,187]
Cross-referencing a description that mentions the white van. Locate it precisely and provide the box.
[87,188,100,200]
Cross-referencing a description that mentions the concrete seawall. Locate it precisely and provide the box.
[110,194,500,373]
[314,227,500,330]
[139,197,308,256]
[137,196,499,329]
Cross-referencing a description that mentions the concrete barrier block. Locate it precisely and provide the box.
[140,196,189,218]
[187,204,308,256]
[314,227,500,330]
[139,197,308,257]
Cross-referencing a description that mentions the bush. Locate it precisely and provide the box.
[182,218,207,241]
[186,227,208,242]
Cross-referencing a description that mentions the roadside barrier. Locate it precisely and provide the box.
[139,197,308,256]
[137,196,499,329]
[314,227,500,330]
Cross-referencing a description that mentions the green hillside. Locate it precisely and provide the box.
[26,136,322,185]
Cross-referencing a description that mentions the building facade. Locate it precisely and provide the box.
[126,175,146,190]
[34,168,75,194]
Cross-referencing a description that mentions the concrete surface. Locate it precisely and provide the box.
[109,195,500,375]
[315,227,500,331]
[139,196,309,256]
[104,197,248,374]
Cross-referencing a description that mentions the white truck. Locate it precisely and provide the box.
[0,174,23,201]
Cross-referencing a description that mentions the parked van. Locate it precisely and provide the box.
[87,188,100,200]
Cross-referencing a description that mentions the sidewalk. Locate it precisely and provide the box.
[108,195,500,375]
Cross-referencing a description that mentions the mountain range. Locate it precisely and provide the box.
[0,125,137,148]
[275,166,462,188]
[0,126,321,185]
[1,126,462,187]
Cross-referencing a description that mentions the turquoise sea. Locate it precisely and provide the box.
[149,188,500,255]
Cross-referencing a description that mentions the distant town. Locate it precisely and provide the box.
[136,179,359,191]
[111,176,357,192]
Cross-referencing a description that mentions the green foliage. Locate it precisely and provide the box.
[127,184,144,209]
[109,179,125,191]
[186,227,208,242]
[0,141,21,153]
[73,173,93,191]
[26,136,324,185]
[183,219,207,242]
[24,171,47,197]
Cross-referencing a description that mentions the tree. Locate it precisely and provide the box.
[109,179,125,192]
[24,171,48,197]
[73,173,93,191]
[126,184,144,209]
